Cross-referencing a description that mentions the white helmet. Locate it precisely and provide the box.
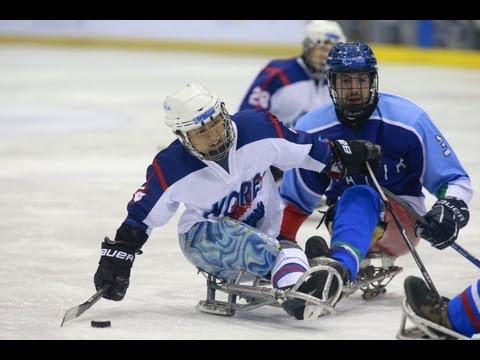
[303,20,346,46]
[302,20,346,80]
[163,83,234,161]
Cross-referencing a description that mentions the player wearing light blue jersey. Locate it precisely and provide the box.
[279,42,472,282]
[91,83,382,320]
[404,276,480,339]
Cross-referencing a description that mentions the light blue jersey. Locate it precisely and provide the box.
[280,92,473,216]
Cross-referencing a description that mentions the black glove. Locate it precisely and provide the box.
[94,224,148,300]
[326,139,383,180]
[94,237,136,301]
[415,197,469,250]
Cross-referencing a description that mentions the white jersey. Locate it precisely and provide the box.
[122,110,332,239]
[238,57,331,127]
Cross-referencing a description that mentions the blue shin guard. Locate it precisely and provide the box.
[330,185,382,282]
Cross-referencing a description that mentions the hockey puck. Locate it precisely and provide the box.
[91,320,111,328]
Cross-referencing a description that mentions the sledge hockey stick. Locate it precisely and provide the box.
[366,162,439,296]
[60,284,111,327]
[380,186,480,269]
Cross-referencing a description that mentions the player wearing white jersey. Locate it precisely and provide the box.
[238,20,346,128]
[92,83,382,320]
[238,20,346,181]
[279,42,472,288]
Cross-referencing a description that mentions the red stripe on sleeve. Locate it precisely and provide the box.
[461,290,480,330]
[257,67,290,110]
[277,70,289,86]
[267,112,284,139]
[153,159,169,191]
[263,66,290,87]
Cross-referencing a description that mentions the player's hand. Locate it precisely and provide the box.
[415,197,469,250]
[326,139,382,180]
[93,237,135,301]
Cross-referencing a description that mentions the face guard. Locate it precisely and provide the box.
[326,42,379,130]
[164,83,234,161]
[182,103,234,161]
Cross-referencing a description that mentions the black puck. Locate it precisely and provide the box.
[91,320,111,328]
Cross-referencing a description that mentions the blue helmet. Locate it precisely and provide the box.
[326,42,379,130]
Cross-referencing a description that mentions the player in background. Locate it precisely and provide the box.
[238,20,346,128]
[92,83,382,320]
[404,276,480,339]
[238,20,346,181]
[278,42,472,290]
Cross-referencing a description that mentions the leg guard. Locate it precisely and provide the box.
[330,185,383,282]
[271,240,309,289]
[179,218,279,282]
[447,279,480,338]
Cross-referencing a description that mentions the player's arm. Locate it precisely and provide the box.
[94,157,180,300]
[413,113,472,250]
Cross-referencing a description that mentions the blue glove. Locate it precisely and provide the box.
[416,197,469,250]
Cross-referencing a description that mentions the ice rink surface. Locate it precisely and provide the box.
[1,45,479,340]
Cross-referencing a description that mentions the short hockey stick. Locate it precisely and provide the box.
[380,186,480,269]
[60,284,111,327]
[366,162,439,296]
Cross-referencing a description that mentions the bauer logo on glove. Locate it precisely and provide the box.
[416,197,469,250]
[100,248,135,262]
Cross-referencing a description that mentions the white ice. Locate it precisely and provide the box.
[0,45,479,340]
